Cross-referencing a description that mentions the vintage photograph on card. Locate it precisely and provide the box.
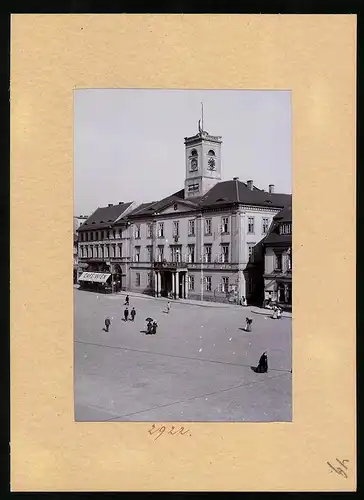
[73,89,292,422]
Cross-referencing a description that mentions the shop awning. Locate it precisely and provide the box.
[78,272,111,283]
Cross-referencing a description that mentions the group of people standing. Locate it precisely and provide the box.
[123,295,137,322]
[103,294,160,335]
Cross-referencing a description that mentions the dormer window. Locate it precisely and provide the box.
[279,223,292,235]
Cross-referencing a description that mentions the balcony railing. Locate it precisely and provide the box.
[153,260,236,270]
[79,256,130,261]
[153,260,187,269]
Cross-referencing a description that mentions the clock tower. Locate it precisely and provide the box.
[184,119,222,199]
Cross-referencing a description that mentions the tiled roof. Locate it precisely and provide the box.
[78,202,133,231]
[126,201,158,218]
[127,180,291,217]
[127,190,201,218]
[263,205,292,246]
[272,204,292,222]
[199,179,291,209]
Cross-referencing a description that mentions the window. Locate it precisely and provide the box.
[100,246,104,259]
[136,272,140,287]
[221,217,229,234]
[147,223,153,238]
[104,245,108,258]
[208,149,215,156]
[117,244,122,258]
[113,230,116,239]
[157,245,164,262]
[135,246,140,262]
[275,253,283,271]
[222,277,229,293]
[171,246,181,262]
[221,244,229,263]
[173,221,179,237]
[119,229,122,238]
[205,218,212,235]
[158,222,164,238]
[248,243,255,262]
[280,223,292,235]
[248,217,255,234]
[188,219,195,236]
[135,225,141,239]
[188,183,199,192]
[188,275,195,291]
[287,249,292,271]
[262,218,269,234]
[205,276,212,291]
[191,149,198,156]
[110,244,115,258]
[147,272,153,288]
[204,244,212,263]
[188,244,195,263]
[146,245,153,262]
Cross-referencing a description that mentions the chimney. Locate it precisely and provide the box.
[108,203,113,207]
[269,184,275,194]
[233,176,239,180]
[247,180,253,191]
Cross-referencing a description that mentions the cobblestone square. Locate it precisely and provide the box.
[74,288,292,422]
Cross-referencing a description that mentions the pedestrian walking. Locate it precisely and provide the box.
[104,317,111,332]
[130,307,136,321]
[244,317,253,332]
[272,306,278,319]
[251,351,268,373]
[125,295,130,306]
[166,300,171,313]
[151,321,158,335]
[277,307,282,319]
[124,307,129,321]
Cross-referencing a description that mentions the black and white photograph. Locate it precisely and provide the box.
[74,89,292,422]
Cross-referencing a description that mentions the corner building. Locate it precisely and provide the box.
[121,123,291,304]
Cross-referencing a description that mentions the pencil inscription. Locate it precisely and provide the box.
[327,459,349,478]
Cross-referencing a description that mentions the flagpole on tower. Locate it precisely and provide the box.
[201,101,204,131]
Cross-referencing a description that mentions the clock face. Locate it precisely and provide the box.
[190,158,198,171]
[207,157,216,170]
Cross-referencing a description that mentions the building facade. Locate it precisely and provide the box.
[262,205,292,310]
[76,123,291,304]
[77,202,136,292]
[73,215,88,283]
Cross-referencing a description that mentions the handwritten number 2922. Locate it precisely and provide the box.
[148,424,191,441]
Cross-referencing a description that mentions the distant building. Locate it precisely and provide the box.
[76,122,291,302]
[77,202,136,292]
[73,215,88,283]
[262,205,292,309]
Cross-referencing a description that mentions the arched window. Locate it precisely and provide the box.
[208,149,215,156]
[191,149,198,156]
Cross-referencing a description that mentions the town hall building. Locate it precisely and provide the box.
[77,121,291,304]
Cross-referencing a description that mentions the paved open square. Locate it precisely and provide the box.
[74,288,292,422]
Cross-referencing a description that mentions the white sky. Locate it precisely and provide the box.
[74,89,291,216]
